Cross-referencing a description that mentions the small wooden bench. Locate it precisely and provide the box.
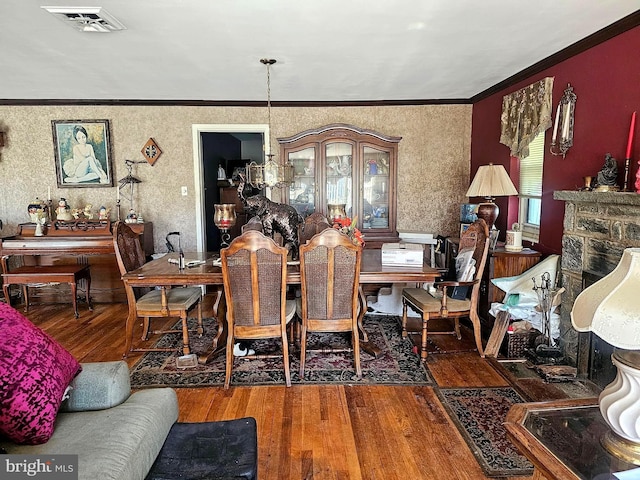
[2,264,92,318]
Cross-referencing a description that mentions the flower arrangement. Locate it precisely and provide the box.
[332,216,365,247]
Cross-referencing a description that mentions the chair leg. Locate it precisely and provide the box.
[196,302,204,336]
[142,317,151,340]
[352,325,362,379]
[454,318,461,340]
[299,325,307,379]
[123,312,137,358]
[180,313,190,356]
[281,329,291,387]
[401,298,408,337]
[22,285,29,313]
[224,331,235,389]
[421,312,430,360]
[470,311,485,357]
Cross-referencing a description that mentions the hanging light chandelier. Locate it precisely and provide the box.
[246,58,294,189]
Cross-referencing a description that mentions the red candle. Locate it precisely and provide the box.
[626,111,636,159]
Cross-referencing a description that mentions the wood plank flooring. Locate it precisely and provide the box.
[18,299,540,480]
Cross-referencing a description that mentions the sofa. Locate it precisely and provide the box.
[1,360,178,480]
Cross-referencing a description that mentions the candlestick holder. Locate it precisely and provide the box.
[115,198,121,221]
[623,157,632,192]
[214,204,237,248]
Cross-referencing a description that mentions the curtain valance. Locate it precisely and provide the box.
[500,77,554,159]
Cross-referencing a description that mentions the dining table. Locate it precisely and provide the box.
[122,249,441,363]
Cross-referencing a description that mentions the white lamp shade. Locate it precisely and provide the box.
[466,164,518,198]
[571,248,640,349]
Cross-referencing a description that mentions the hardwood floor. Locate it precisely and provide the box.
[20,299,540,480]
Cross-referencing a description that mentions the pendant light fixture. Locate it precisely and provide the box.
[246,58,294,189]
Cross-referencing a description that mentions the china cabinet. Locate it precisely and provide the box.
[278,124,401,247]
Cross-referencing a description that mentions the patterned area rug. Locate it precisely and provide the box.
[436,387,534,477]
[130,315,432,388]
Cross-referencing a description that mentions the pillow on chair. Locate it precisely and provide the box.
[0,303,81,444]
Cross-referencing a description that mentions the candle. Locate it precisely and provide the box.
[561,104,571,140]
[116,187,120,201]
[551,106,560,144]
[626,111,636,159]
[47,186,51,201]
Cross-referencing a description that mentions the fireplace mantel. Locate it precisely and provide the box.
[554,190,640,206]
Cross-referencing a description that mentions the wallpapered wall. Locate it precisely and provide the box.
[0,104,472,252]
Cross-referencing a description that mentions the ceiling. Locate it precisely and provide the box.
[1,1,639,103]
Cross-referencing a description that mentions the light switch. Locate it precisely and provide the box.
[181,186,188,196]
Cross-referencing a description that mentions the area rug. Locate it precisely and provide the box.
[436,387,534,477]
[130,314,432,388]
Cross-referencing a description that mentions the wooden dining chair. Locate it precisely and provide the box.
[220,229,296,388]
[113,221,203,357]
[298,212,331,246]
[401,218,490,360]
[298,228,363,379]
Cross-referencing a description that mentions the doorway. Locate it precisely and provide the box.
[192,124,268,251]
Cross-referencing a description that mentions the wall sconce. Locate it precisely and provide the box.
[550,83,577,158]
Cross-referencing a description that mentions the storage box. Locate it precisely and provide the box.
[381,243,424,265]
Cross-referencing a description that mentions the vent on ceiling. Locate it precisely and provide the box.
[41,6,126,32]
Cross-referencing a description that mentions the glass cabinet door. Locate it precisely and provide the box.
[287,146,316,217]
[325,142,353,218]
[362,146,390,231]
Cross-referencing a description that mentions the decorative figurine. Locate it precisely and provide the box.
[237,174,303,259]
[98,206,110,220]
[56,198,73,221]
[83,204,94,219]
[125,209,138,224]
[595,153,619,191]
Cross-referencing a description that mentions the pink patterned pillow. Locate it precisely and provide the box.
[0,302,81,444]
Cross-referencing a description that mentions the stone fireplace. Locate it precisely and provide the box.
[554,190,640,388]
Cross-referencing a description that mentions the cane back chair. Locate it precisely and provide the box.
[220,230,296,388]
[113,221,203,357]
[298,228,363,379]
[401,218,490,360]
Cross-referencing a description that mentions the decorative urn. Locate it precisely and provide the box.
[27,198,49,224]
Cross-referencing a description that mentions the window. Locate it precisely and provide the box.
[518,132,544,242]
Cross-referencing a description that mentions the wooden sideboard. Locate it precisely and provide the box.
[1,221,153,303]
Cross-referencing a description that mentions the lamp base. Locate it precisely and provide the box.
[601,431,640,466]
[599,349,640,465]
[476,202,498,230]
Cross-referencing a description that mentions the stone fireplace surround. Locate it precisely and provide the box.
[554,190,640,387]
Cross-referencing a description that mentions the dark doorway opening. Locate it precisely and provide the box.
[201,132,263,251]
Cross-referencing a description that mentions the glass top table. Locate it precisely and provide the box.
[505,398,638,480]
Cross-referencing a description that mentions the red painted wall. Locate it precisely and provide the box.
[471,26,640,255]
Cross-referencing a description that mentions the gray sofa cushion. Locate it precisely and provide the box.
[61,361,131,412]
[3,388,179,480]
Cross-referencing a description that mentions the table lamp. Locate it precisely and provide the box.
[214,204,237,248]
[466,163,518,230]
[571,247,640,465]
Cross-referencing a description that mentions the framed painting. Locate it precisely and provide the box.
[52,119,114,187]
